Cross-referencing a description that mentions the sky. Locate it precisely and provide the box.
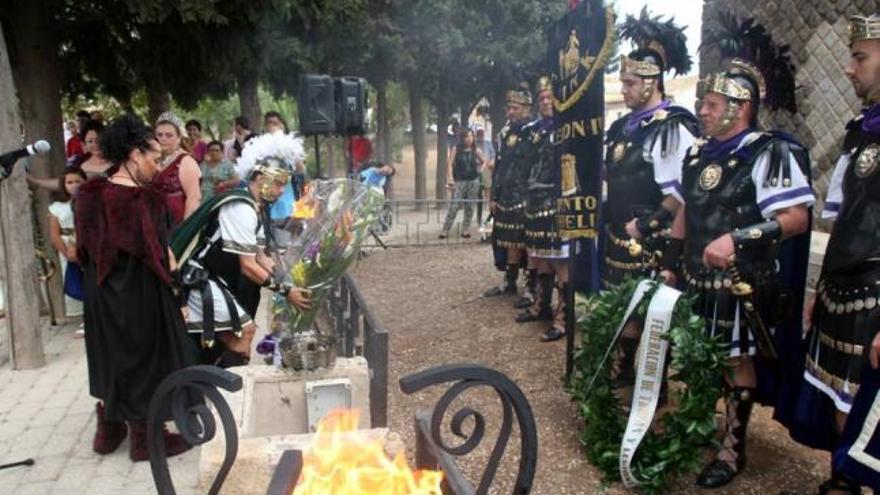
[614,0,704,73]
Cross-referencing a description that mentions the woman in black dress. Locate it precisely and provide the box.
[76,114,195,462]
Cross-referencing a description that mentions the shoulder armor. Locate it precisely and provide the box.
[647,106,699,158]
[746,131,810,187]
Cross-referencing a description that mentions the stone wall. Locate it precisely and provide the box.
[701,0,876,229]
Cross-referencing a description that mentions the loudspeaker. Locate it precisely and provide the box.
[298,75,336,134]
[334,77,368,136]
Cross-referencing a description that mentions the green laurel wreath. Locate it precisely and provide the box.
[568,278,729,493]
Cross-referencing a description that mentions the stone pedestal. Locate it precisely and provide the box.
[200,357,373,492]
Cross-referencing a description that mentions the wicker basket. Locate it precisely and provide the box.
[278,331,338,371]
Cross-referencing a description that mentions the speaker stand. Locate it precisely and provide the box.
[313,135,323,179]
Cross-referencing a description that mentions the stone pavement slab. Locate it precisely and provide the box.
[0,321,201,494]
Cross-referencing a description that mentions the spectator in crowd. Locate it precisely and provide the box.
[440,128,485,239]
[447,119,461,151]
[154,112,202,227]
[75,114,195,462]
[199,140,239,203]
[89,110,105,124]
[263,111,287,134]
[66,110,90,158]
[475,126,496,221]
[358,160,396,192]
[185,119,208,163]
[348,134,373,174]
[231,116,255,159]
[29,120,110,191]
[48,168,88,321]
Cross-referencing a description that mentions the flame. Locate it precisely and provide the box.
[294,410,444,495]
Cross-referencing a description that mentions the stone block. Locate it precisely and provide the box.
[199,428,405,494]
[222,358,371,440]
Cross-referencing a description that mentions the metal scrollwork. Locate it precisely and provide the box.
[399,364,538,495]
[147,365,242,495]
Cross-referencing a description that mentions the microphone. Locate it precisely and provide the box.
[0,140,51,173]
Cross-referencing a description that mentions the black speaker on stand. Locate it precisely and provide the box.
[298,74,369,179]
[298,75,336,178]
[335,77,368,178]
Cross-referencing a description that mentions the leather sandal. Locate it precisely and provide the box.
[515,309,552,323]
[540,327,565,342]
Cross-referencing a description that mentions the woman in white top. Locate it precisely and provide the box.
[48,168,88,319]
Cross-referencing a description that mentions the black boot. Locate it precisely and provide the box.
[484,265,518,297]
[696,386,754,488]
[514,269,538,308]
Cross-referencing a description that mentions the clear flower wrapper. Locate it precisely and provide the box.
[258,178,385,370]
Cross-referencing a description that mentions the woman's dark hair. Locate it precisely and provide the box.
[207,140,224,151]
[234,116,251,130]
[185,119,202,131]
[58,168,88,201]
[457,128,476,153]
[100,114,154,166]
[79,120,105,142]
[263,111,288,132]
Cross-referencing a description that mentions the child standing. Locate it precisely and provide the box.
[49,169,87,326]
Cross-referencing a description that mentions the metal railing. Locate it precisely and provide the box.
[363,198,489,248]
[323,273,389,427]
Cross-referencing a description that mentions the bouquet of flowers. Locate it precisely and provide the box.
[261,178,384,369]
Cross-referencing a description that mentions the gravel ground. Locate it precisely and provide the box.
[351,243,837,494]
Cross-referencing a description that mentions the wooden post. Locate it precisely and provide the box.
[0,22,45,369]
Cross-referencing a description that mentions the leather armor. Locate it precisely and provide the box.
[605,106,698,231]
[493,119,539,206]
[822,119,880,275]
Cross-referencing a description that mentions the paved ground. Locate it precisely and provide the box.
[0,322,201,495]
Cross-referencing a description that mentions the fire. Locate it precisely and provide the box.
[294,409,444,495]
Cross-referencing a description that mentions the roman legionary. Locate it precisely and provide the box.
[171,132,311,366]
[604,10,698,403]
[787,14,880,493]
[483,85,538,304]
[664,54,814,487]
[516,76,570,342]
[602,9,698,287]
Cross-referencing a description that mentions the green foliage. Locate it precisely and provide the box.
[569,278,729,494]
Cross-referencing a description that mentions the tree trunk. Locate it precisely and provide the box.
[375,79,391,163]
[0,21,45,368]
[489,84,508,144]
[146,81,171,126]
[4,0,66,324]
[237,70,262,134]
[435,94,450,200]
[408,80,426,203]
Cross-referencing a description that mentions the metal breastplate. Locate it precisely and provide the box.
[823,130,880,275]
[496,123,537,204]
[527,129,556,203]
[682,145,771,275]
[605,120,663,230]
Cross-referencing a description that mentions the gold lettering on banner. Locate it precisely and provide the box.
[557,194,599,239]
[554,117,605,144]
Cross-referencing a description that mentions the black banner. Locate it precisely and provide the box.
[548,0,614,293]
